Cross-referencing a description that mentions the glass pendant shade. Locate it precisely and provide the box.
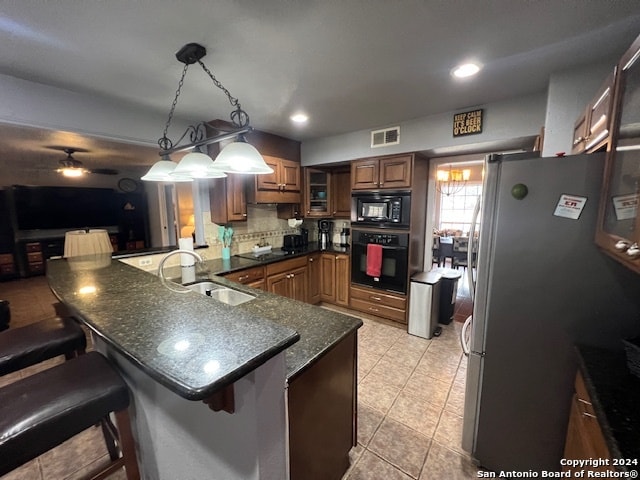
[170,150,227,179]
[141,158,193,182]
[212,141,274,174]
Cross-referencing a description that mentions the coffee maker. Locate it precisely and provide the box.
[318,219,331,250]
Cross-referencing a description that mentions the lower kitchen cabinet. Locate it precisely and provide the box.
[266,256,308,302]
[563,370,613,475]
[320,253,350,306]
[349,284,407,323]
[221,265,265,290]
[307,252,322,304]
[288,331,357,480]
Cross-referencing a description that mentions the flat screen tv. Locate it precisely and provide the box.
[11,185,119,231]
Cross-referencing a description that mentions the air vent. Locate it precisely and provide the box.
[371,126,400,148]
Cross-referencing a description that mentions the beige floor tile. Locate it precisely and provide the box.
[445,381,466,415]
[357,402,385,446]
[387,391,443,438]
[420,441,479,480]
[414,351,460,383]
[368,418,431,478]
[345,450,414,480]
[433,409,465,455]
[369,355,414,389]
[359,371,402,414]
[403,371,452,408]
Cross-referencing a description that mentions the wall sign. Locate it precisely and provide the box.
[453,109,483,137]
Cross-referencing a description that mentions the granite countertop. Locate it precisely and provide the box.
[46,248,361,400]
[576,345,640,467]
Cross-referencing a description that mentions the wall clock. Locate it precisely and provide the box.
[118,178,139,193]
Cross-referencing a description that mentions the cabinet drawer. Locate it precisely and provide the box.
[0,263,15,275]
[27,252,44,263]
[0,253,14,265]
[350,285,406,310]
[223,266,265,284]
[266,256,308,276]
[350,297,406,322]
[25,242,42,253]
[28,262,45,273]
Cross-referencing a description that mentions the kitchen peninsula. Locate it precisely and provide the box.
[46,253,362,480]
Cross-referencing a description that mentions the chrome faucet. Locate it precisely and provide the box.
[157,249,204,282]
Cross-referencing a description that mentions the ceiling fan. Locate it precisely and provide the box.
[55,148,119,177]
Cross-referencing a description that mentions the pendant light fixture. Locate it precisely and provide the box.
[142,43,273,182]
[436,166,471,196]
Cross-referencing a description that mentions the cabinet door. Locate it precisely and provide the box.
[585,72,614,152]
[307,253,322,304]
[571,106,589,154]
[379,155,412,189]
[281,159,301,192]
[227,174,247,220]
[267,272,291,298]
[351,159,379,190]
[305,168,331,217]
[320,254,336,302]
[595,35,640,273]
[335,254,350,306]
[246,279,265,290]
[331,169,352,218]
[256,156,282,191]
[289,266,308,303]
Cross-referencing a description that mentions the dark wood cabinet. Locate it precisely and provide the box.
[595,34,640,273]
[320,253,350,306]
[572,72,614,154]
[266,256,308,302]
[331,168,352,218]
[563,371,612,475]
[222,265,265,287]
[349,284,407,323]
[351,155,412,190]
[303,167,351,218]
[288,331,357,480]
[209,173,248,223]
[307,253,322,304]
[248,156,301,204]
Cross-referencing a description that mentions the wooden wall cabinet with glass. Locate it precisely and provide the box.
[595,34,640,274]
[572,72,615,154]
[303,167,351,218]
[351,154,412,190]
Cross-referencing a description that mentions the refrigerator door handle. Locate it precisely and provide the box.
[467,195,481,303]
[461,314,473,356]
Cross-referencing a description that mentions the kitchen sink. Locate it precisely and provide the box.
[184,281,255,306]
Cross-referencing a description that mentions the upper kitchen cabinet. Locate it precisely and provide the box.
[595,34,640,273]
[351,154,412,190]
[209,173,247,223]
[249,156,301,203]
[303,167,350,218]
[572,72,615,154]
[245,130,301,204]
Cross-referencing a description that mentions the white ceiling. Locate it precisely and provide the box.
[1,0,639,172]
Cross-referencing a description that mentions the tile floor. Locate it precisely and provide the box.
[0,264,478,480]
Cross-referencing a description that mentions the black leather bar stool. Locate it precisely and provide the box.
[0,351,140,479]
[0,316,87,376]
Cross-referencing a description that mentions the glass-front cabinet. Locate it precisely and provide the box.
[596,34,640,273]
[305,169,331,217]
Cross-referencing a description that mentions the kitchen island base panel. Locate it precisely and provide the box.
[97,338,289,480]
[288,331,357,480]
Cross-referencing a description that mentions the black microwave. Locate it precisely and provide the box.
[351,192,411,228]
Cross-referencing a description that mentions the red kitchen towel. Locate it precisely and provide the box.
[366,243,383,277]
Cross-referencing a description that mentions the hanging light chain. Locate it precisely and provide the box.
[158,63,190,151]
[197,59,250,128]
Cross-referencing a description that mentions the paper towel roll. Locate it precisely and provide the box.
[287,218,303,228]
[178,237,195,266]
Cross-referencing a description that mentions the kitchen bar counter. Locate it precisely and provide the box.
[46,254,299,400]
[47,248,360,395]
[576,345,640,467]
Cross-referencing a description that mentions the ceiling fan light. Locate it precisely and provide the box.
[59,167,85,177]
[212,140,274,174]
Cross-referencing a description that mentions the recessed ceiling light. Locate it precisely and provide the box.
[290,113,309,124]
[452,63,481,78]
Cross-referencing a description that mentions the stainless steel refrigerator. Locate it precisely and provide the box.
[461,151,640,472]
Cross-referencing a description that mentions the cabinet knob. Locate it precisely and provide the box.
[242,213,247,217]
[332,211,337,215]
[238,275,249,281]
[309,258,314,262]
